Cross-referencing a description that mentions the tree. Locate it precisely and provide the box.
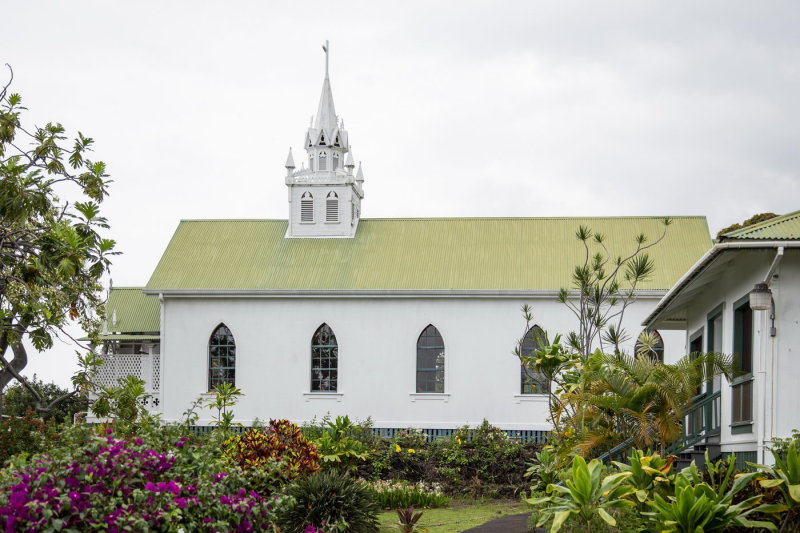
[516,219,734,457]
[2,374,86,423]
[0,65,116,415]
[558,220,671,357]
[716,212,779,240]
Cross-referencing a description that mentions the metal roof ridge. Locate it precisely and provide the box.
[175,215,709,223]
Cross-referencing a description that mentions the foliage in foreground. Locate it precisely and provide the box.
[647,461,776,532]
[0,426,292,531]
[527,455,634,532]
[752,440,800,531]
[279,469,381,533]
[526,450,796,533]
[367,479,448,509]
[225,420,321,479]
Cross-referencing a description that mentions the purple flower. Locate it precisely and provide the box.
[173,497,188,509]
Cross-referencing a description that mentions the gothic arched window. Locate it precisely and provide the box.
[318,151,328,171]
[417,325,445,393]
[520,325,549,394]
[208,324,235,391]
[635,329,665,362]
[326,191,339,223]
[301,192,314,223]
[311,324,338,391]
[332,152,340,170]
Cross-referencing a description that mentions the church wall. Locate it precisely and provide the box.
[159,294,679,430]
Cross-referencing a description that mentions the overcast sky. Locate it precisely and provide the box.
[3,1,799,387]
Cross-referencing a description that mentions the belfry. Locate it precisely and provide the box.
[285,41,364,238]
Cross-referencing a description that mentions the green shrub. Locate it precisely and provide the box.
[0,410,60,465]
[527,455,635,533]
[647,461,777,532]
[224,420,321,479]
[364,421,541,497]
[279,469,381,532]
[752,440,800,531]
[526,445,562,492]
[311,415,372,472]
[2,376,86,423]
[368,479,448,509]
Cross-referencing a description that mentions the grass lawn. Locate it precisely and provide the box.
[378,499,530,533]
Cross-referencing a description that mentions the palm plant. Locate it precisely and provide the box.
[565,351,733,456]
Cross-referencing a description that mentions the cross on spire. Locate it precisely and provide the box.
[322,40,329,78]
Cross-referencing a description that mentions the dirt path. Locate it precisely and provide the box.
[461,512,532,532]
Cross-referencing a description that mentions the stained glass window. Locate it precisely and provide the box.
[311,323,338,391]
[416,325,445,393]
[208,324,235,391]
[634,329,665,362]
[520,325,549,394]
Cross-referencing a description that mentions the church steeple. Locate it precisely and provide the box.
[285,42,365,239]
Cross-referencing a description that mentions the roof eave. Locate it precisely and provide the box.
[643,240,800,328]
[142,288,671,299]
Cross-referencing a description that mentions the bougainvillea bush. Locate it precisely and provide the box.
[225,419,321,479]
[0,428,293,532]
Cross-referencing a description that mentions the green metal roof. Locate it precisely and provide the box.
[721,210,800,240]
[105,287,160,333]
[145,217,712,292]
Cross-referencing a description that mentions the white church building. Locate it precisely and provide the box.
[95,50,713,436]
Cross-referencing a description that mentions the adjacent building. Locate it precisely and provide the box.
[644,210,800,463]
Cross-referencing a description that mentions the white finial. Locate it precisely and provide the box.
[345,150,355,171]
[285,147,295,171]
[322,40,329,78]
[356,161,364,182]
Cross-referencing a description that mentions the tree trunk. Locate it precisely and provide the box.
[0,336,29,416]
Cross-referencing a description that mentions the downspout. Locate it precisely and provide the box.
[758,247,783,464]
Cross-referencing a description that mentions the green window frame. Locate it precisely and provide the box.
[731,295,753,428]
[416,325,445,393]
[311,323,338,392]
[520,325,549,394]
[208,323,236,391]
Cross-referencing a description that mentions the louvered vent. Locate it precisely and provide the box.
[326,199,339,222]
[301,198,314,222]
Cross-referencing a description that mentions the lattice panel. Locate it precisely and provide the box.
[95,354,144,387]
[95,355,119,388]
[151,354,161,392]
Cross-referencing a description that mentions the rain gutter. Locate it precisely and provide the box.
[643,240,800,327]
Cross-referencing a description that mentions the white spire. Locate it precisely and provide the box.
[285,147,295,169]
[344,149,355,171]
[314,40,338,134]
[356,162,364,182]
